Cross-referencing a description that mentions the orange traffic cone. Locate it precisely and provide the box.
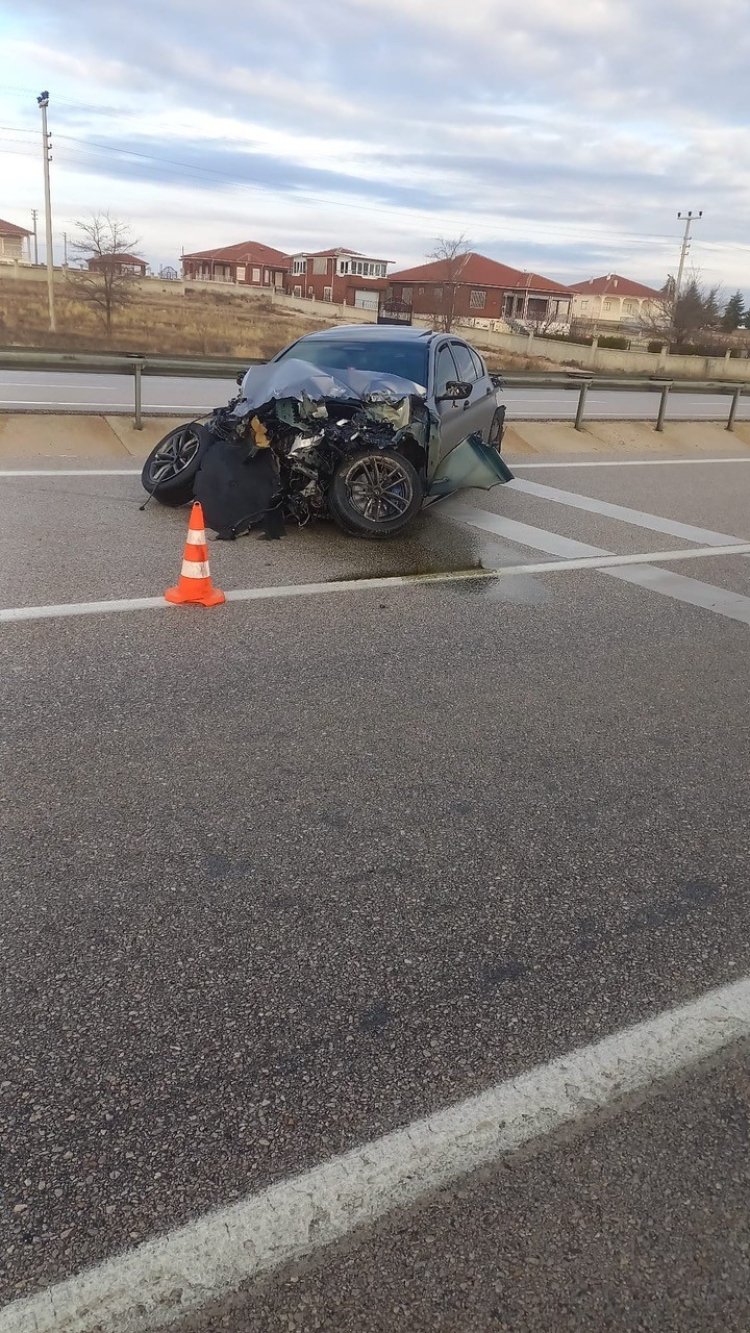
[165,502,225,607]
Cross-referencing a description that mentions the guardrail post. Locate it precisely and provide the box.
[726,385,742,433]
[574,381,589,431]
[655,381,671,432]
[133,361,143,430]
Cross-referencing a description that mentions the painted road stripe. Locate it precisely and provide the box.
[3,974,750,1333]
[0,469,142,476]
[1,458,750,478]
[511,457,750,469]
[510,477,747,546]
[449,507,750,627]
[3,542,750,624]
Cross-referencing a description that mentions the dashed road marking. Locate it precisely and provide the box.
[450,506,750,627]
[510,477,746,545]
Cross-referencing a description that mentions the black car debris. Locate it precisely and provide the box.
[141,326,513,540]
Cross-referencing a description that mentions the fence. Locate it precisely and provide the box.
[0,349,746,433]
[453,322,750,382]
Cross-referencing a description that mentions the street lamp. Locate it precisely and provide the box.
[37,90,56,333]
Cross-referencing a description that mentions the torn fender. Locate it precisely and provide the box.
[427,434,514,497]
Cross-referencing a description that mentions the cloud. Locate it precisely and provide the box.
[2,1,750,288]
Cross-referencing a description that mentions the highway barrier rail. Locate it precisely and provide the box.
[0,349,747,433]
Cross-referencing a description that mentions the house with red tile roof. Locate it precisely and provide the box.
[387,252,573,329]
[287,247,392,308]
[569,273,664,329]
[181,240,290,289]
[88,252,147,277]
[0,216,32,263]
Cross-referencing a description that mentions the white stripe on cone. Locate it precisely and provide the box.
[186,530,207,545]
[180,559,211,579]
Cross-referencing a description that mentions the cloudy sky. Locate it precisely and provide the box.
[2,0,750,292]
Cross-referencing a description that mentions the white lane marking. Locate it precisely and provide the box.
[1,461,749,479]
[510,477,746,545]
[4,974,750,1333]
[511,457,750,469]
[3,542,750,624]
[450,506,750,626]
[0,469,143,477]
[1,402,210,410]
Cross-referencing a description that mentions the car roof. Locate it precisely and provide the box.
[294,324,436,342]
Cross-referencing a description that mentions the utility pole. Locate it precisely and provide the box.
[63,231,68,267]
[31,208,39,265]
[675,210,702,305]
[37,90,56,333]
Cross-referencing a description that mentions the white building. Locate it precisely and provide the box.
[569,273,663,330]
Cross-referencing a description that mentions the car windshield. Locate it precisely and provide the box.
[277,337,428,389]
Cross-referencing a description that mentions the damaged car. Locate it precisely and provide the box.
[141,326,513,539]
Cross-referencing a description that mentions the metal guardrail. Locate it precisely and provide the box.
[0,350,261,429]
[0,350,746,433]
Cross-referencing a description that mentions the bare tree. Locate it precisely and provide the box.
[68,214,142,334]
[642,270,723,346]
[427,235,472,332]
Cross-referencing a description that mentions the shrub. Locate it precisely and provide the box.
[597,335,629,350]
[672,343,727,358]
[647,340,664,354]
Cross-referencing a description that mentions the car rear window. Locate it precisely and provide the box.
[277,338,429,387]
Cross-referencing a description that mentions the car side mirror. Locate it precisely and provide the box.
[436,379,472,402]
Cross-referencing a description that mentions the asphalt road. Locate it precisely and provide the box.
[0,369,747,423]
[2,455,750,1330]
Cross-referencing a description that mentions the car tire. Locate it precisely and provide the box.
[141,423,203,506]
[328,449,424,539]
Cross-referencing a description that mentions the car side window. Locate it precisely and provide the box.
[434,344,461,396]
[450,341,479,383]
[469,347,486,379]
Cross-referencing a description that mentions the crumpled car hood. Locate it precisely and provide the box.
[234,358,427,420]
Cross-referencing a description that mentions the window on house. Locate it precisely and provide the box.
[469,289,486,309]
[580,299,589,310]
[264,269,270,283]
[312,257,328,275]
[338,259,350,275]
[292,258,306,275]
[624,299,637,315]
[434,286,443,299]
[252,267,261,282]
[402,287,413,305]
[293,285,302,298]
[417,286,425,296]
[323,286,333,301]
[604,299,614,312]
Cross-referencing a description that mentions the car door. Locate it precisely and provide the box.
[428,338,512,497]
[449,339,496,443]
[431,341,468,463]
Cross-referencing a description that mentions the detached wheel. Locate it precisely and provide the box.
[328,450,424,539]
[141,423,202,506]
